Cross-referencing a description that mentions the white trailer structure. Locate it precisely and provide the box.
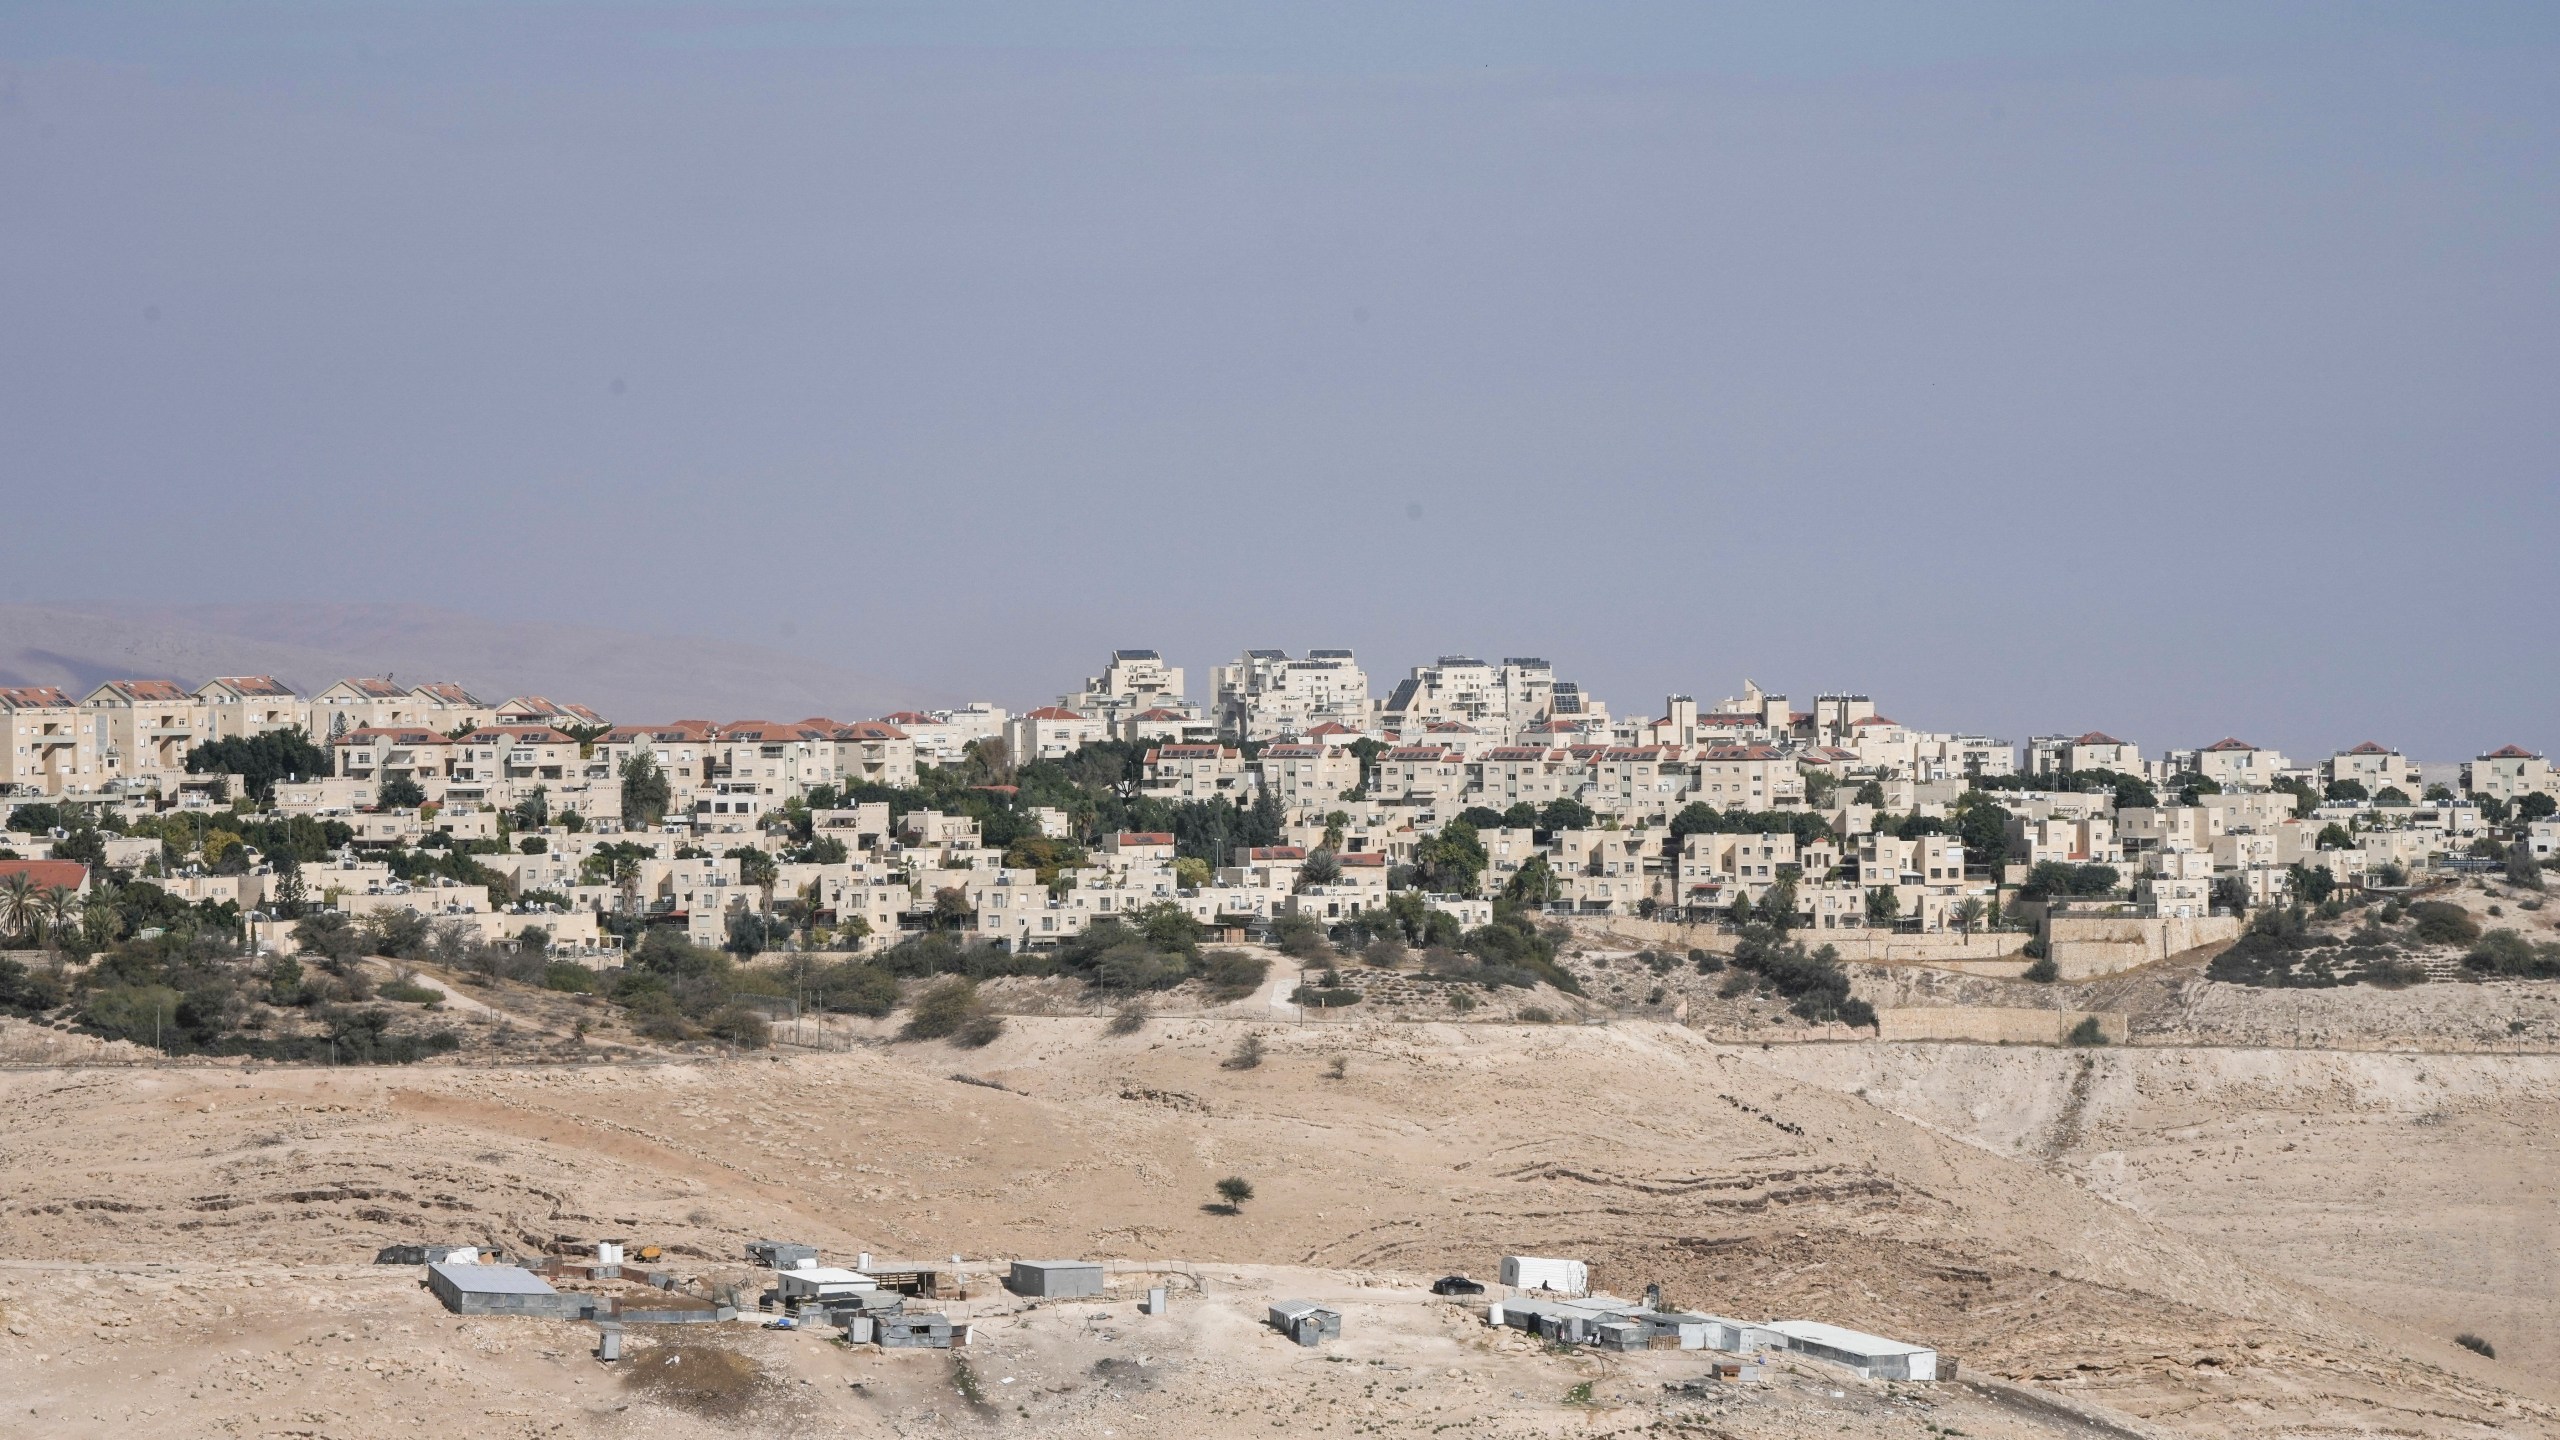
[775,1267,877,1304]
[1498,1255,1589,1295]
[1768,1320,1939,1381]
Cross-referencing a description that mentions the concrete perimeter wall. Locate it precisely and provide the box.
[1875,1007,2127,1045]
[1578,917,2030,965]
[2045,915,2241,979]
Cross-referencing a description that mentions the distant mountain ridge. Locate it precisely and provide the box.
[0,603,931,724]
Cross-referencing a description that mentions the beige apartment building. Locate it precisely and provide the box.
[2465,745,2557,803]
[1256,743,1361,814]
[2029,730,2143,777]
[1008,706,1110,762]
[331,726,456,807]
[314,677,434,736]
[194,675,313,743]
[0,686,106,797]
[2326,741,2415,798]
[81,679,207,787]
[1693,744,1805,810]
[830,721,918,790]
[2188,737,2291,790]
[1140,744,1247,800]
[1370,745,1469,812]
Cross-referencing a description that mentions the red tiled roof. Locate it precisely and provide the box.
[2202,737,2257,752]
[2346,741,2394,755]
[0,859,88,890]
[1260,744,1322,759]
[99,679,190,702]
[1132,707,1189,721]
[1113,832,1175,846]
[413,682,484,705]
[1849,715,1898,727]
[460,725,565,743]
[209,675,296,697]
[1482,747,1551,762]
[835,721,909,741]
[1338,851,1386,866]
[1701,744,1785,760]
[1245,846,1307,861]
[879,711,934,725]
[0,686,72,707]
[2074,731,2127,746]
[336,676,408,698]
[335,726,452,745]
[1304,722,1354,735]
[2481,744,2543,760]
[1024,706,1088,721]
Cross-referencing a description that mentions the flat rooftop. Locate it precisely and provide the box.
[428,1263,557,1296]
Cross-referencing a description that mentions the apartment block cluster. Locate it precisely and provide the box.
[4,651,2550,955]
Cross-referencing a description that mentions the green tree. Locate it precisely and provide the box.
[1413,819,1488,895]
[1296,849,1343,889]
[1213,1176,1255,1211]
[376,774,426,810]
[2509,840,2544,891]
[0,872,37,943]
[1864,887,1901,924]
[185,728,332,803]
[1503,854,1560,906]
[727,846,781,914]
[619,750,673,828]
[2316,823,2354,850]
[2324,779,2369,803]
[512,785,549,829]
[1950,897,1986,935]
[1852,780,1886,807]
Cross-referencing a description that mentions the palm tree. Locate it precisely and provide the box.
[1951,897,1987,937]
[0,872,38,944]
[609,851,643,916]
[38,885,81,949]
[734,847,780,916]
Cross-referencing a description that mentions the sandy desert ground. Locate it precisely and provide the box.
[3,1003,2553,1439]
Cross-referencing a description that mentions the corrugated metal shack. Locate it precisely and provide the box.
[426,1263,594,1320]
[1267,1300,1342,1347]
[746,1240,820,1269]
[1499,1255,1589,1295]
[1767,1320,1939,1381]
[1006,1260,1105,1299]
[877,1312,959,1349]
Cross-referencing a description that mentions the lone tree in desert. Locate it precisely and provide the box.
[1213,1176,1255,1214]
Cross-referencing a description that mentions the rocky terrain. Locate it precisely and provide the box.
[3,1005,2551,1438]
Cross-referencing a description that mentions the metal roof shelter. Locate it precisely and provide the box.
[1268,1300,1342,1347]
[1768,1320,1939,1381]
[1007,1260,1105,1299]
[747,1240,820,1269]
[426,1263,592,1319]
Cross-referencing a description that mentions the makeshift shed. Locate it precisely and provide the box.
[1499,1255,1589,1295]
[1007,1260,1105,1299]
[1768,1320,1939,1381]
[1268,1300,1342,1347]
[775,1267,876,1306]
[877,1312,958,1349]
[859,1261,956,1298]
[378,1243,480,1266]
[426,1263,592,1319]
[747,1240,820,1270]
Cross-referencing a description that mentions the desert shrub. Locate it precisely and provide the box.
[705,1004,772,1048]
[1717,970,1754,998]
[2023,956,2060,983]
[1446,988,1478,1013]
[1093,943,1191,992]
[1105,1005,1147,1035]
[2465,928,2560,978]
[543,961,600,993]
[953,1009,1005,1047]
[293,912,363,964]
[377,978,442,1004]
[2209,906,2353,988]
[2362,960,2429,989]
[2065,1016,2107,1046]
[1292,983,1362,1008]
[1197,949,1269,1000]
[1272,912,1330,959]
[1222,1032,1266,1069]
[1518,1006,1555,1023]
[1691,948,1724,974]
[900,978,989,1042]
[2410,902,2482,947]
[359,908,432,960]
[2456,1332,2496,1358]
[0,957,65,1018]
[1727,924,1864,1024]
[810,959,901,1017]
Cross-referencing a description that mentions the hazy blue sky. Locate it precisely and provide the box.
[4,3,2556,758]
